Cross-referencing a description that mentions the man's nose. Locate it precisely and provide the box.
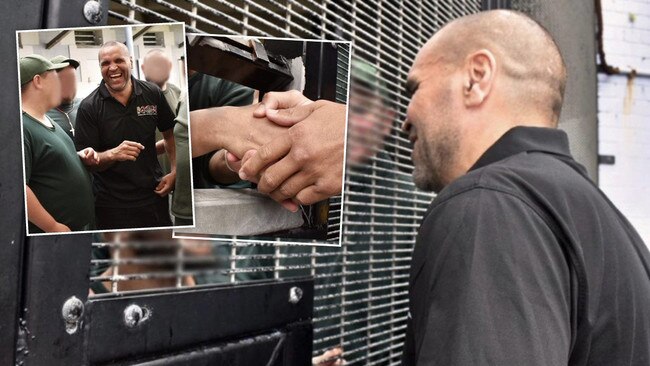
[402,118,412,134]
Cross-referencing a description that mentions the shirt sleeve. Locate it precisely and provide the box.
[74,100,99,151]
[23,127,32,182]
[413,188,571,366]
[214,78,254,107]
[156,87,176,132]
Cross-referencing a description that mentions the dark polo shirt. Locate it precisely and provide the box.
[402,126,650,365]
[74,77,175,208]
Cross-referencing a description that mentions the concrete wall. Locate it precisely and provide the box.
[598,0,650,245]
[18,24,185,100]
[512,0,599,182]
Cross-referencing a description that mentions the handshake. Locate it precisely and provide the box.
[190,90,346,212]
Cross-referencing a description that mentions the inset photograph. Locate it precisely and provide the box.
[17,23,193,235]
[174,35,350,245]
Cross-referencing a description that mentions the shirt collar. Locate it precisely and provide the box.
[469,126,572,171]
[99,76,142,99]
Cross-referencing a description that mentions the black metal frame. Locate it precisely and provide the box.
[87,279,313,365]
[0,0,31,360]
[2,4,315,365]
[186,35,295,92]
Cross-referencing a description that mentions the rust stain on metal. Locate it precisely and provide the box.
[623,70,637,115]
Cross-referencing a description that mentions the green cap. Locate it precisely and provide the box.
[19,54,69,86]
[351,58,388,99]
[50,55,80,69]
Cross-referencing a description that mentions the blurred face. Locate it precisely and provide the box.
[36,70,62,110]
[142,53,172,88]
[347,87,394,165]
[404,46,461,193]
[99,45,132,93]
[57,66,77,104]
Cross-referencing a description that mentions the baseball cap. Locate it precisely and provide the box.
[19,54,69,85]
[50,55,80,69]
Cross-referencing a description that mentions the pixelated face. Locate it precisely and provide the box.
[347,87,394,166]
[57,66,77,104]
[37,70,62,110]
[142,53,172,88]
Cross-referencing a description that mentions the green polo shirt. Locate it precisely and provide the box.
[157,83,182,174]
[163,82,182,114]
[23,111,94,233]
[46,98,81,140]
[171,94,192,222]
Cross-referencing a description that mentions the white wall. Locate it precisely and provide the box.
[18,24,185,100]
[599,0,650,245]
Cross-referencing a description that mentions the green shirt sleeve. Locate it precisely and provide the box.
[23,125,32,182]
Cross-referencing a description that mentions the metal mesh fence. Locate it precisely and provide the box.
[98,1,482,364]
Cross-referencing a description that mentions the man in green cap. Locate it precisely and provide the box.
[46,55,81,140]
[20,54,98,233]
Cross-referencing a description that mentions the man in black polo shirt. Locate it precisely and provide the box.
[75,41,177,230]
[400,10,650,365]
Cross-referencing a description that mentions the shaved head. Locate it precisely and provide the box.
[141,49,173,89]
[405,10,568,192]
[144,49,171,62]
[418,10,567,125]
[99,41,130,59]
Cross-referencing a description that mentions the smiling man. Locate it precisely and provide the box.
[75,41,177,230]
[401,10,650,366]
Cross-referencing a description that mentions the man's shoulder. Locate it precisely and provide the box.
[430,151,594,221]
[167,82,182,95]
[22,113,38,133]
[136,78,163,95]
[79,87,102,108]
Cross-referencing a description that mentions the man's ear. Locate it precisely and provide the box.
[31,74,43,90]
[462,49,496,108]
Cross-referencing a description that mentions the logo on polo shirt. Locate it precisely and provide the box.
[137,104,158,116]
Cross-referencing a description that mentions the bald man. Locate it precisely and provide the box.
[141,49,181,113]
[398,10,650,365]
[75,41,177,230]
[142,49,182,175]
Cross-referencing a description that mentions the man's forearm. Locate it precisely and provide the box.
[26,185,57,231]
[162,131,176,172]
[91,150,117,172]
[190,108,228,158]
[155,139,166,155]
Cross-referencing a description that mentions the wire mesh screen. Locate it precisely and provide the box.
[101,1,482,364]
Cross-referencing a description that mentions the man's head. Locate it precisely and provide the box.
[348,60,395,165]
[404,10,567,192]
[141,49,173,89]
[50,55,80,104]
[20,54,69,110]
[98,41,132,93]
